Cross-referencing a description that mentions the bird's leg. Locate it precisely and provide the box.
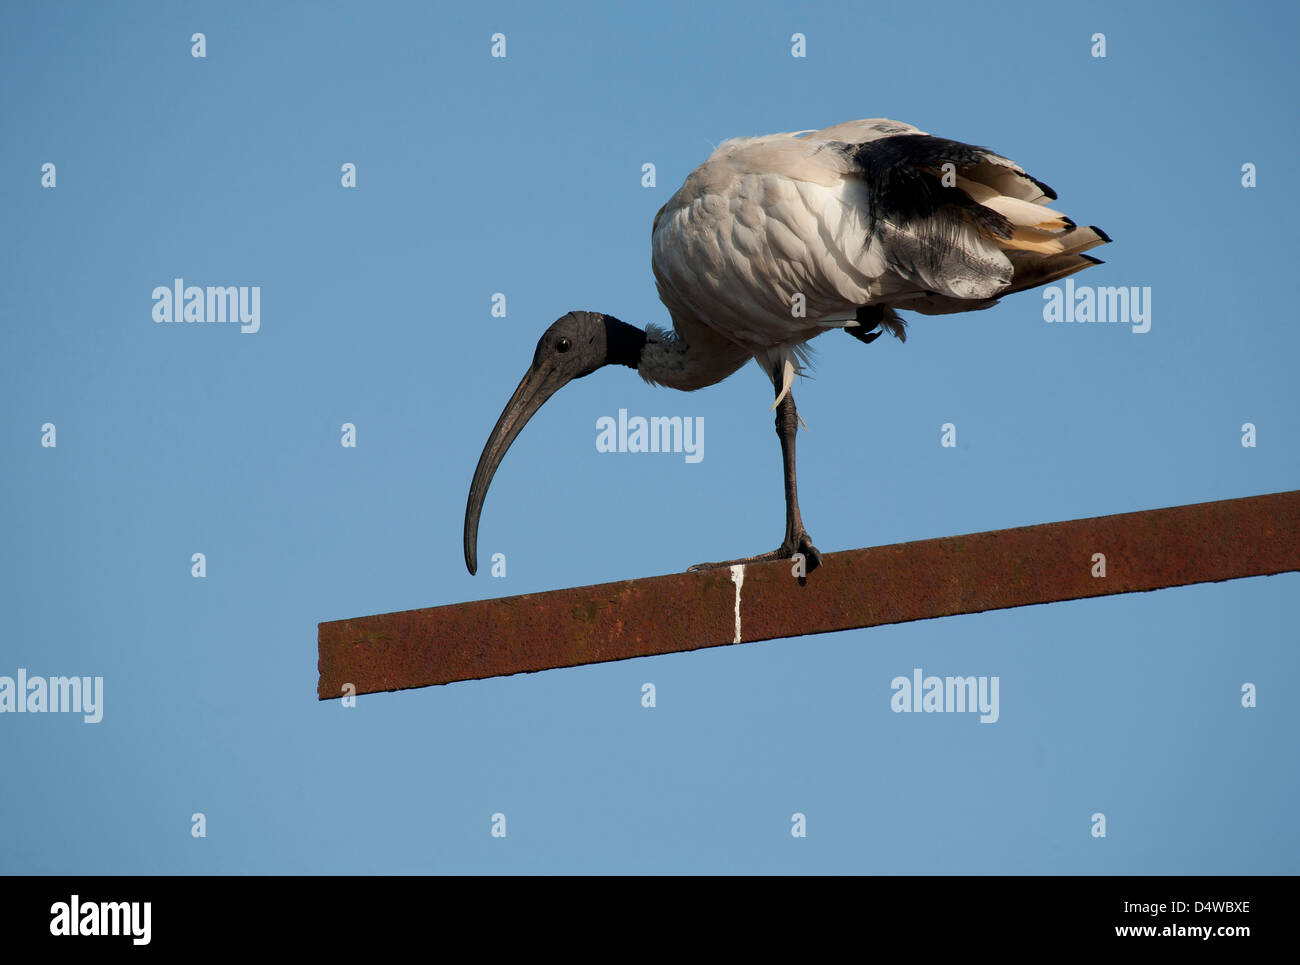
[770,386,823,570]
[689,379,822,575]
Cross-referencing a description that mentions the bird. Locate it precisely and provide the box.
[463,118,1109,576]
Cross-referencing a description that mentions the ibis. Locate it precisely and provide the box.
[464,118,1109,575]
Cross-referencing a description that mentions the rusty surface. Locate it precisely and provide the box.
[319,489,1300,698]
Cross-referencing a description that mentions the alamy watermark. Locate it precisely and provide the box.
[596,408,703,463]
[50,895,150,945]
[1043,279,1151,333]
[152,278,260,333]
[0,669,103,723]
[890,667,999,723]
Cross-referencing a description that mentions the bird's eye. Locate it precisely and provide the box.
[556,337,572,354]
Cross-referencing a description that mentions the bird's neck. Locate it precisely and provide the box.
[637,326,702,389]
[602,315,647,369]
[603,315,750,391]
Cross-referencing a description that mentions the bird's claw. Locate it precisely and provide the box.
[786,532,822,574]
[688,531,822,575]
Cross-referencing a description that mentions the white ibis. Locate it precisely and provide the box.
[464,118,1109,575]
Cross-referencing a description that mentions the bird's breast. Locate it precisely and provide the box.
[652,168,889,353]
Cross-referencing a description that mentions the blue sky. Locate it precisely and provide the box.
[1,0,1296,874]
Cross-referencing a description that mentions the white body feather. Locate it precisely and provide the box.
[646,118,1106,394]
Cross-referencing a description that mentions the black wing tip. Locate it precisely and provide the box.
[1082,254,1105,266]
[1028,175,1058,200]
[1089,225,1113,244]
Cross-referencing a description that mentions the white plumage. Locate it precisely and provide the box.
[647,118,1108,397]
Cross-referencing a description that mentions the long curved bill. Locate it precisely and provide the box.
[464,361,568,574]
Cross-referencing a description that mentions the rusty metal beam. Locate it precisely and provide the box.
[318,490,1300,699]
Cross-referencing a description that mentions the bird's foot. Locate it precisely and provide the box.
[688,531,822,575]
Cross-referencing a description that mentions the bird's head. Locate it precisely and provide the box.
[463,311,645,574]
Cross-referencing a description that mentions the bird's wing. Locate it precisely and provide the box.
[652,119,1107,352]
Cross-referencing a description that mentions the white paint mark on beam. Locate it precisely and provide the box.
[730,564,745,644]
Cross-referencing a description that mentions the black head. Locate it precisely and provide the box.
[463,311,645,574]
[527,311,609,378]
